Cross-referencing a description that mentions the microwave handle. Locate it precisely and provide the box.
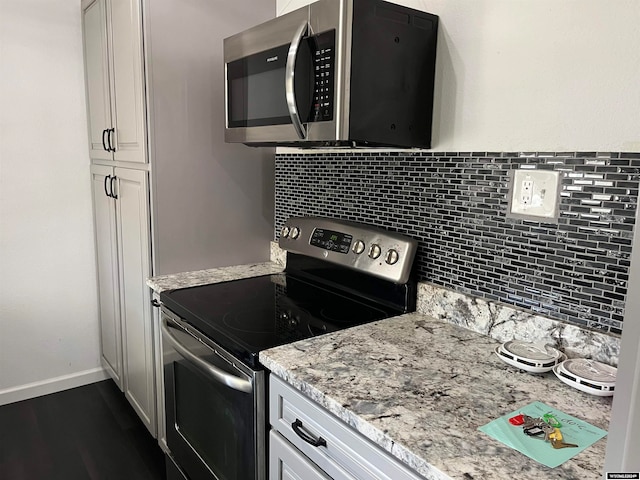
[285,21,309,139]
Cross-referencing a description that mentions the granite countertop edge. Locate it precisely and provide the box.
[146,261,284,293]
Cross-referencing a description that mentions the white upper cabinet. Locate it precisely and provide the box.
[83,0,147,164]
[84,0,112,161]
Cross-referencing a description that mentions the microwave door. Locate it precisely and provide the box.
[224,0,346,145]
[224,9,316,145]
[224,42,314,144]
[225,49,314,145]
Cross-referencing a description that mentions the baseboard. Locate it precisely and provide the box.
[0,367,110,406]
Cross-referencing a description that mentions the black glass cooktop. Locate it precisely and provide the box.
[160,272,405,368]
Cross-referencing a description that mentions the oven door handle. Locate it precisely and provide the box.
[162,318,253,394]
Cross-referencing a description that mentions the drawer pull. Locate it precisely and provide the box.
[292,419,327,448]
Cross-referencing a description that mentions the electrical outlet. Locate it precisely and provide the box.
[521,180,533,205]
[508,170,561,222]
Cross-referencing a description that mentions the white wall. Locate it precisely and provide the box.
[277,0,640,152]
[0,0,105,404]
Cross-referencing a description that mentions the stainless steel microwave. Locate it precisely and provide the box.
[223,0,438,148]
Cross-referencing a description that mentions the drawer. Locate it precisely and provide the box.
[270,430,331,480]
[269,375,424,480]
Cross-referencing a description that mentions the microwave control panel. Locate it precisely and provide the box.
[310,30,335,123]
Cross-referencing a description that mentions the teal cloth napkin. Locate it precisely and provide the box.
[478,401,607,468]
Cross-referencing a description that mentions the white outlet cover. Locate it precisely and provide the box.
[507,169,561,222]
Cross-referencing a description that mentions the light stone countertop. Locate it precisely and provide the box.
[146,261,284,292]
[260,313,612,480]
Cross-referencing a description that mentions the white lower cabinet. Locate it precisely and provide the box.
[269,375,424,480]
[270,430,331,480]
[91,164,156,436]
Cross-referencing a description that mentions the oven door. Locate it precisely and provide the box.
[161,309,265,480]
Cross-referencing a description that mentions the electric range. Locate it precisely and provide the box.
[160,217,418,480]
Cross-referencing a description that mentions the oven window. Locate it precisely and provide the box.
[174,360,255,480]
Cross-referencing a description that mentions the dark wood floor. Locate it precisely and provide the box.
[0,379,166,480]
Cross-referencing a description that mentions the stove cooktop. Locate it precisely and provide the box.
[160,272,405,368]
[161,217,419,369]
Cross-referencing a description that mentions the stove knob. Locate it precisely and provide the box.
[385,249,399,265]
[281,226,290,238]
[290,227,300,239]
[368,244,381,259]
[352,240,365,255]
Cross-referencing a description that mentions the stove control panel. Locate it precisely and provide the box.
[279,217,417,284]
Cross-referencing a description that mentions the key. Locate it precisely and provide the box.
[540,424,555,441]
[551,439,579,449]
[521,415,540,429]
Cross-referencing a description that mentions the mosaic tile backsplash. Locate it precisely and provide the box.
[275,152,640,335]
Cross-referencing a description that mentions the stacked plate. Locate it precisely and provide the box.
[494,340,566,373]
[552,359,617,396]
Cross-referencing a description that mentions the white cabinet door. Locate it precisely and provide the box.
[114,167,155,436]
[109,0,147,163]
[270,431,331,480]
[91,164,155,435]
[83,0,146,164]
[91,164,123,387]
[83,0,113,161]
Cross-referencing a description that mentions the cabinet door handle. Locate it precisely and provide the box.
[108,127,116,152]
[104,174,112,198]
[102,129,109,151]
[291,419,327,448]
[110,175,118,199]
